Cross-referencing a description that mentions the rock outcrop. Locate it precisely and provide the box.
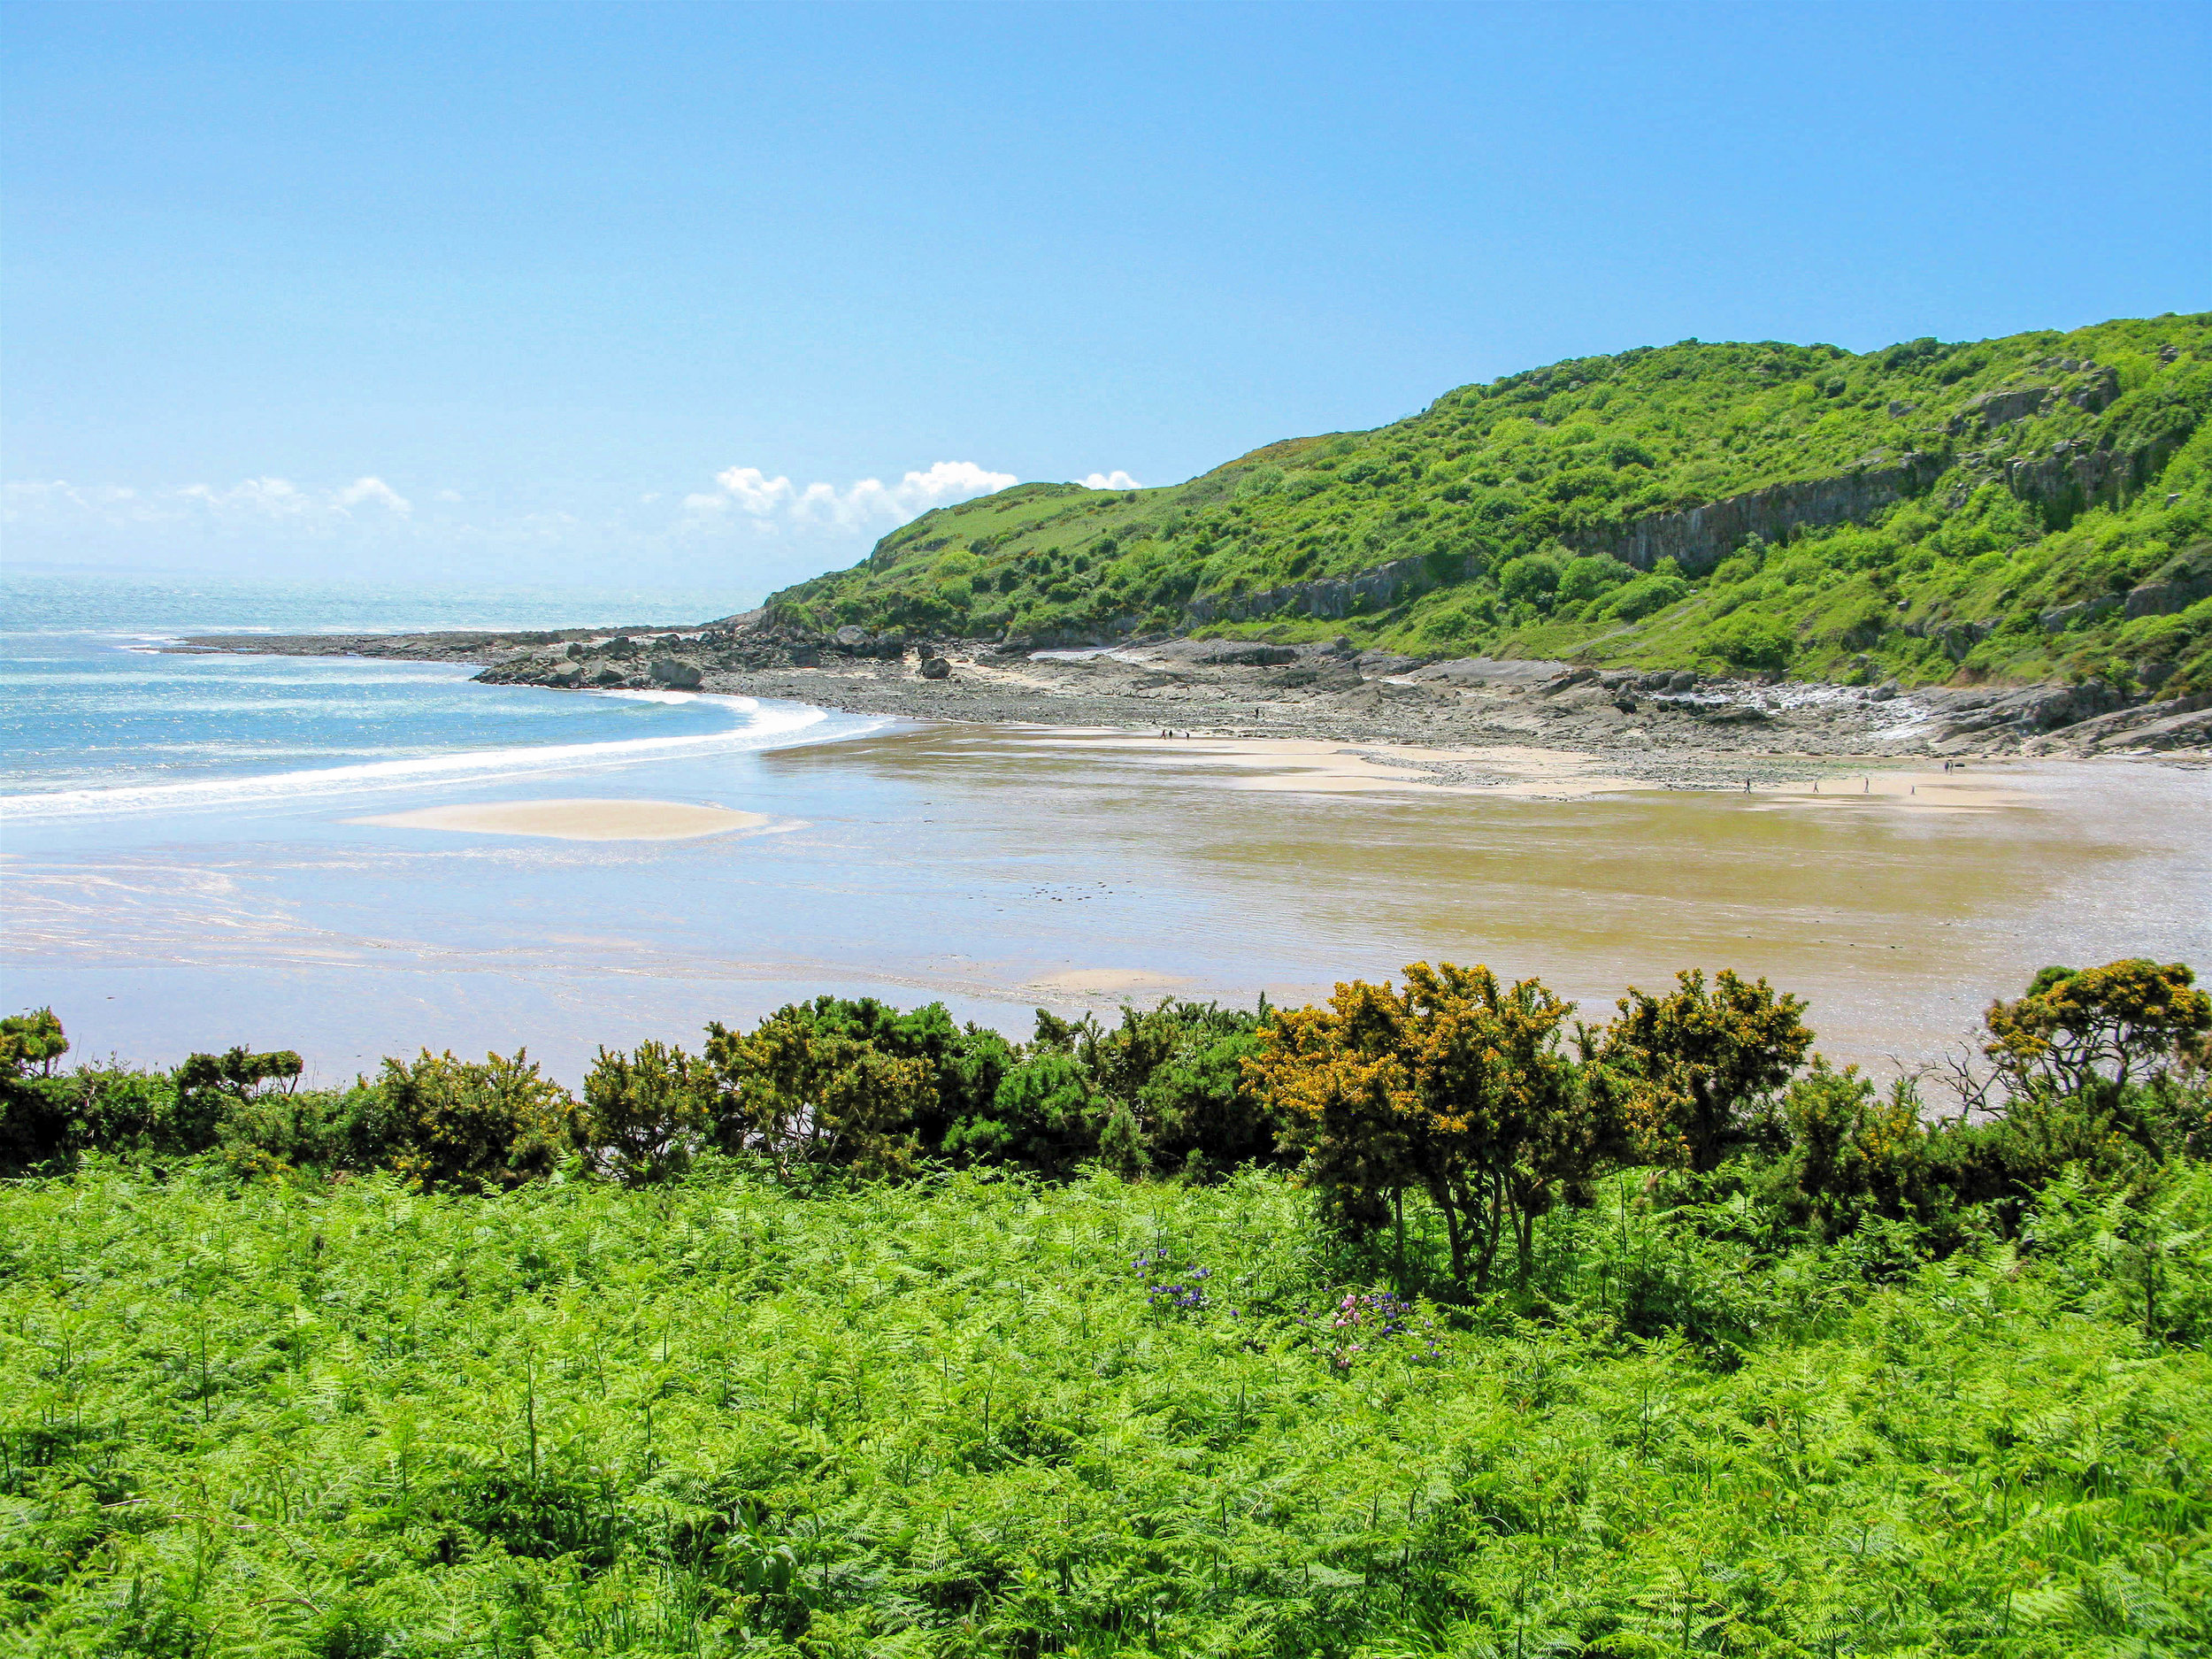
[1184,551,1464,626]
[1910,680,2137,751]
[1946,365,2120,436]
[649,656,703,689]
[1178,449,1955,623]
[2017,692,2212,755]
[2038,595,2124,633]
[1990,429,2195,526]
[1568,453,1950,575]
[2037,548,2212,633]
[2122,549,2212,619]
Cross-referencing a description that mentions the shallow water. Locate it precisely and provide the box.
[4,623,2208,1088]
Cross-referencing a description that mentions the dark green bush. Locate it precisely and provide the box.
[349,1048,585,1192]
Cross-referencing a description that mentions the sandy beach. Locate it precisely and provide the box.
[875,724,2051,814]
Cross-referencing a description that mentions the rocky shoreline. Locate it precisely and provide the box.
[173,611,2212,787]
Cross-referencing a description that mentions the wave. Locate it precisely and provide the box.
[0,694,868,821]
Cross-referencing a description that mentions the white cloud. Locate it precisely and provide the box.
[335,476,411,514]
[697,459,1017,532]
[1080,470,1143,490]
[179,477,314,517]
[3,480,144,517]
[7,473,414,529]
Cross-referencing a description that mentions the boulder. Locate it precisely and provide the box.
[1354,649,1422,676]
[1947,386,2052,435]
[1278,663,1362,690]
[2019,692,2212,755]
[918,656,951,680]
[1413,657,1572,687]
[2124,707,2212,751]
[1182,641,1300,668]
[649,656,703,690]
[2123,565,2212,620]
[2040,595,2124,633]
[1916,679,2131,743]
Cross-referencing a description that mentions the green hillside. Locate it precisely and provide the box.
[769,313,2212,690]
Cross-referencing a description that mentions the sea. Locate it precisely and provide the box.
[4,572,2209,1087]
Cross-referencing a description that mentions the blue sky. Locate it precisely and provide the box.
[5,0,2207,599]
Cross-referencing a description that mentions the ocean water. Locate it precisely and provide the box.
[4,575,2209,1087]
[0,572,748,637]
[1,572,771,798]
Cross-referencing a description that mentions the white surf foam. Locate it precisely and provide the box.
[0,694,863,821]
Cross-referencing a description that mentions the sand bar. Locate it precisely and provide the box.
[1028,968,1193,996]
[352,798,767,841]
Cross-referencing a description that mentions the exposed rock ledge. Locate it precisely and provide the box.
[1569,453,1952,576]
[173,615,2209,773]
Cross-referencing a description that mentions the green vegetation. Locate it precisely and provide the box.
[4,962,2209,1655]
[770,314,2212,691]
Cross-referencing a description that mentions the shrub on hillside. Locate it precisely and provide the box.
[1557,553,1634,607]
[1702,612,1795,669]
[1602,567,1690,621]
[1496,553,1561,609]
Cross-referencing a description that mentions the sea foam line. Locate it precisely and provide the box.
[0,695,850,821]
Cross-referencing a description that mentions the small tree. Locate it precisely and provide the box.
[1084,999,1278,1180]
[1783,1058,1940,1236]
[1588,969,1812,1172]
[1248,976,1422,1244]
[1249,963,1593,1292]
[1984,960,2212,1100]
[1,1009,68,1078]
[171,1046,304,1156]
[0,1009,71,1172]
[949,1048,1098,1175]
[764,995,1013,1156]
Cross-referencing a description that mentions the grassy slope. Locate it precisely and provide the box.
[4,1163,2208,1655]
[772,313,2212,690]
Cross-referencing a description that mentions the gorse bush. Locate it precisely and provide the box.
[356,1048,586,1193]
[4,960,2204,1260]
[2,958,2208,1654]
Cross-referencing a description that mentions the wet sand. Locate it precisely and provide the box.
[989,729,2045,810]
[353,798,767,841]
[1030,968,1195,996]
[10,709,2207,1087]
